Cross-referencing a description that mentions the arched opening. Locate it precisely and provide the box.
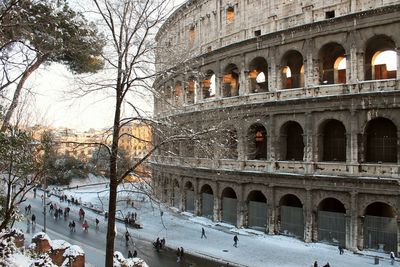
[279,194,304,239]
[172,179,180,208]
[184,181,195,213]
[319,43,346,84]
[364,202,397,253]
[321,120,346,161]
[201,70,216,99]
[220,128,238,159]
[365,35,397,80]
[365,118,397,163]
[186,77,196,104]
[222,64,240,97]
[200,184,214,219]
[248,57,268,93]
[222,187,238,225]
[317,198,346,246]
[226,6,235,23]
[247,124,267,160]
[247,190,268,230]
[280,121,304,161]
[174,81,182,106]
[281,50,304,89]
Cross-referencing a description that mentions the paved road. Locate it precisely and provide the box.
[19,196,226,267]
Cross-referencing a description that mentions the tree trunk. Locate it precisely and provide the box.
[1,56,45,132]
[105,82,123,266]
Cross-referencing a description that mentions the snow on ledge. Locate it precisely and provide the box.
[52,240,71,250]
[63,245,84,257]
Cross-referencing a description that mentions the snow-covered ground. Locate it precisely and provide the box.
[44,178,397,267]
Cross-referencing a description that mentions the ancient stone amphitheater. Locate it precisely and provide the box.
[152,0,400,253]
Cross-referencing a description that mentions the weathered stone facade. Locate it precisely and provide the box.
[153,0,400,254]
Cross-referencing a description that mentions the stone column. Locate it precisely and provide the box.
[194,180,200,216]
[304,188,313,242]
[237,186,246,227]
[239,55,247,96]
[397,47,400,80]
[267,185,276,234]
[237,127,246,161]
[349,110,359,174]
[304,112,314,173]
[305,39,319,87]
[268,48,277,91]
[348,43,359,85]
[349,191,358,251]
[213,183,221,221]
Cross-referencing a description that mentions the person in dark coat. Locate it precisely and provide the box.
[125,230,130,246]
[133,250,137,257]
[313,261,318,267]
[233,235,238,247]
[322,263,330,267]
[128,250,133,258]
[201,227,207,239]
[31,214,36,225]
[338,245,344,254]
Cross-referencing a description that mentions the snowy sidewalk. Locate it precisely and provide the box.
[50,183,397,267]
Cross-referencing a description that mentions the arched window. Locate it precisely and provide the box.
[281,50,304,89]
[201,70,216,99]
[248,57,268,93]
[319,43,346,84]
[365,118,397,163]
[322,120,346,161]
[281,121,304,161]
[365,35,397,80]
[247,124,267,160]
[222,64,239,97]
[186,77,196,104]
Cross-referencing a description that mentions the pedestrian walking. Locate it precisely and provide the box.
[125,230,130,246]
[390,251,396,265]
[82,220,89,232]
[133,250,137,257]
[128,250,133,258]
[233,235,238,247]
[31,214,36,225]
[95,218,99,230]
[180,247,184,259]
[201,227,207,239]
[33,187,36,198]
[313,261,318,267]
[71,220,76,232]
[176,247,181,263]
[27,204,31,214]
[338,245,344,255]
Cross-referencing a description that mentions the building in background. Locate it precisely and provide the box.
[152,0,400,255]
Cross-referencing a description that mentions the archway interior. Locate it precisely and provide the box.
[248,124,267,160]
[174,81,182,105]
[223,64,239,97]
[322,120,346,161]
[201,184,213,194]
[320,43,346,84]
[201,71,216,99]
[247,190,267,202]
[201,184,214,219]
[365,202,395,217]
[280,194,302,207]
[318,198,346,213]
[365,35,396,80]
[248,57,268,93]
[222,187,237,199]
[282,122,304,161]
[282,50,304,89]
[365,118,397,163]
[185,181,194,191]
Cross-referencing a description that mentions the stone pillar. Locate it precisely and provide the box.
[348,191,358,251]
[213,183,221,221]
[267,185,276,234]
[397,47,400,80]
[237,187,246,227]
[276,63,282,90]
[179,184,184,211]
[239,55,247,96]
[348,43,359,84]
[268,115,276,162]
[356,51,365,83]
[350,0,357,12]
[305,40,319,87]
[304,112,314,173]
[349,110,359,174]
[194,180,200,216]
[268,48,277,91]
[304,188,313,242]
[237,128,246,161]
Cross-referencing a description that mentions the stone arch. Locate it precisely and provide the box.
[317,198,347,246]
[281,50,304,89]
[279,121,304,161]
[221,186,238,225]
[318,42,346,84]
[172,178,181,208]
[184,180,195,213]
[199,183,214,219]
[222,63,240,97]
[318,119,347,162]
[246,190,268,230]
[363,202,398,253]
[364,35,397,80]
[279,194,304,239]
[247,123,268,160]
[364,117,397,163]
[248,57,269,93]
[201,70,216,99]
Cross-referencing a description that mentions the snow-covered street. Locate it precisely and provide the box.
[40,177,397,267]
